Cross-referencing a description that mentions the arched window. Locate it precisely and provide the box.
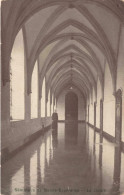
[41,77,45,117]
[10,29,24,120]
[31,61,38,118]
[47,90,50,116]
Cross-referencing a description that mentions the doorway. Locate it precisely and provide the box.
[65,91,78,121]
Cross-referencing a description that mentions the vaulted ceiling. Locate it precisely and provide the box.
[2,0,124,101]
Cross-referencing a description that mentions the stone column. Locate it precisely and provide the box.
[24,53,31,120]
[100,99,103,141]
[94,102,96,128]
[88,105,89,123]
[45,98,47,118]
[115,89,122,145]
[45,77,47,118]
[1,82,11,160]
[50,91,52,116]
[93,102,96,144]
[25,93,31,120]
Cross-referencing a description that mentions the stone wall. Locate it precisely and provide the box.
[1,117,52,163]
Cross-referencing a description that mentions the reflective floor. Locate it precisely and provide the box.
[1,122,124,195]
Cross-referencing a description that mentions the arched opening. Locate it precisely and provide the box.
[10,29,24,120]
[65,92,78,121]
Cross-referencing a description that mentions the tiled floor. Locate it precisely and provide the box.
[1,122,124,195]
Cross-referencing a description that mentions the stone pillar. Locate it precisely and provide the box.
[1,82,10,124]
[94,102,96,144]
[24,52,31,120]
[45,99,47,118]
[53,95,55,113]
[38,99,41,118]
[1,82,11,153]
[100,99,103,141]
[45,77,47,118]
[94,102,96,128]
[25,93,31,120]
[88,105,89,123]
[115,89,122,145]
[50,91,52,116]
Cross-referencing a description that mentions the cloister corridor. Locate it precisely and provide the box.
[1,0,124,195]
